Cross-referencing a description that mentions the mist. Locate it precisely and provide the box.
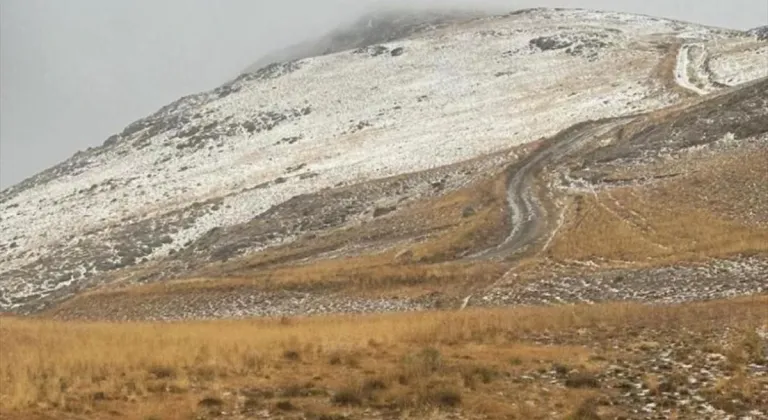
[1,0,766,189]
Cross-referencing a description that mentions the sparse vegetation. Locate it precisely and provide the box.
[564,371,601,389]
[2,296,766,418]
[549,147,768,264]
[567,398,602,420]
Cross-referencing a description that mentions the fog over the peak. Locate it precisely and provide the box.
[1,0,766,189]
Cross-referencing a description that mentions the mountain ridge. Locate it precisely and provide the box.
[242,7,491,74]
[1,7,767,315]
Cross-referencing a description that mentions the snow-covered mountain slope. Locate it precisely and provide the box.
[243,8,488,74]
[1,8,766,312]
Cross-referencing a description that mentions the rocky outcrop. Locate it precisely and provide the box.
[747,25,768,40]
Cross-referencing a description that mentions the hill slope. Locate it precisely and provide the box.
[1,8,767,316]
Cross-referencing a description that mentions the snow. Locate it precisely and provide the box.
[708,42,768,87]
[0,8,766,309]
[675,44,711,95]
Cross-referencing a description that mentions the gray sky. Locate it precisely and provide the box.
[1,1,766,189]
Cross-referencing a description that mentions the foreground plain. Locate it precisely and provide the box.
[2,297,767,419]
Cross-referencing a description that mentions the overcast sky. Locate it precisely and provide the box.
[1,0,766,189]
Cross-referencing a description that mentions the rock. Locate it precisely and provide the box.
[747,25,768,40]
[530,36,573,51]
[354,45,390,57]
[103,134,120,147]
[373,206,397,218]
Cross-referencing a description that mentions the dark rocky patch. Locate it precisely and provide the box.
[372,206,397,218]
[286,163,307,174]
[583,78,768,166]
[231,61,302,86]
[276,135,303,146]
[504,7,547,17]
[529,36,574,51]
[174,108,311,153]
[353,45,390,57]
[529,32,612,61]
[747,25,768,40]
[213,84,241,100]
[103,135,119,147]
[349,120,372,134]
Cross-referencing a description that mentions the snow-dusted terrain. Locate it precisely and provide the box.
[1,8,766,312]
[708,41,768,87]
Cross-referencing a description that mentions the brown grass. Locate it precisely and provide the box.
[548,190,768,263]
[4,296,767,419]
[52,261,511,320]
[548,150,768,264]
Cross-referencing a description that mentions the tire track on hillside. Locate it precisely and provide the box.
[675,43,708,95]
[674,42,726,95]
[468,119,629,262]
[458,118,633,305]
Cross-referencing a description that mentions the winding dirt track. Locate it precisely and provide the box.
[675,43,729,95]
[467,43,732,265]
[469,118,632,261]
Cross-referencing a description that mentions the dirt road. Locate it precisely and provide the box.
[469,118,631,261]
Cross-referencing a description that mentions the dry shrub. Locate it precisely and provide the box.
[282,349,301,361]
[331,387,363,407]
[564,371,600,389]
[147,365,177,380]
[0,296,765,416]
[425,386,462,408]
[567,398,602,420]
[275,400,296,411]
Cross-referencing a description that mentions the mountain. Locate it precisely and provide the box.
[1,8,767,317]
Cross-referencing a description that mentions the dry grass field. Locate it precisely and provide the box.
[548,136,768,265]
[3,296,767,420]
